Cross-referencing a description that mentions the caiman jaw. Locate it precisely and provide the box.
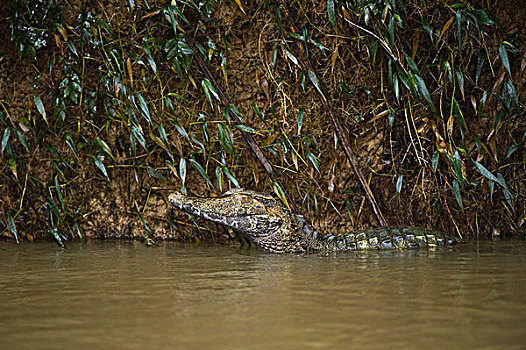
[168,189,285,237]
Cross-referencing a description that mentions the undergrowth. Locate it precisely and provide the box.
[0,0,524,245]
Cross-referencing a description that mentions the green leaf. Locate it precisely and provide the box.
[497,173,514,212]
[297,108,304,135]
[131,125,148,152]
[395,174,403,201]
[452,150,465,190]
[202,78,220,101]
[34,95,47,123]
[16,130,30,153]
[48,227,65,248]
[307,152,320,173]
[55,175,65,211]
[327,0,336,29]
[223,166,240,188]
[234,124,256,133]
[505,144,518,159]
[143,41,157,74]
[215,166,223,193]
[93,156,109,180]
[308,70,323,94]
[1,127,11,154]
[415,75,435,112]
[284,49,298,66]
[158,123,170,150]
[202,79,213,108]
[227,104,244,123]
[455,9,462,48]
[66,39,78,56]
[499,44,512,78]
[455,66,464,97]
[406,56,420,75]
[453,179,463,210]
[179,157,186,185]
[452,98,467,139]
[393,73,399,100]
[65,133,78,159]
[217,123,234,157]
[135,93,151,124]
[175,124,190,142]
[189,158,213,189]
[432,151,439,172]
[475,49,485,85]
[96,137,115,160]
[505,80,519,108]
[7,213,19,244]
[473,161,505,188]
[147,166,168,182]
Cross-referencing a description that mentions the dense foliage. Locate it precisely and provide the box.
[1,0,524,245]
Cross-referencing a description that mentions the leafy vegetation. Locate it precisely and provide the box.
[0,0,524,245]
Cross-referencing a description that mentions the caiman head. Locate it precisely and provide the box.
[168,189,312,253]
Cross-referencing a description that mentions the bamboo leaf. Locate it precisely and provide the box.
[217,123,234,158]
[49,227,65,248]
[406,56,420,75]
[308,70,323,94]
[284,49,298,66]
[143,41,157,74]
[66,39,78,56]
[34,95,47,123]
[307,152,320,173]
[96,137,115,160]
[1,127,11,154]
[55,175,65,211]
[497,173,514,211]
[505,80,519,108]
[65,133,78,159]
[296,108,304,135]
[476,49,485,85]
[234,124,256,134]
[93,156,109,180]
[179,157,186,185]
[473,161,504,187]
[452,98,467,140]
[415,75,435,112]
[7,213,19,244]
[223,166,240,188]
[499,44,512,78]
[16,130,30,153]
[202,78,220,100]
[438,16,454,42]
[189,158,213,189]
[131,125,148,152]
[432,151,439,172]
[147,166,168,182]
[327,0,336,30]
[455,66,464,100]
[135,93,151,124]
[395,174,403,201]
[453,179,464,210]
[452,150,465,190]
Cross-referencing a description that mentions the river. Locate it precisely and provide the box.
[1,240,525,349]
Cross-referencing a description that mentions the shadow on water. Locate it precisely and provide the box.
[1,239,526,350]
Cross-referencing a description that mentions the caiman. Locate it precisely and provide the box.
[168,189,457,253]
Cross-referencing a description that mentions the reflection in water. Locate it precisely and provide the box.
[1,240,526,350]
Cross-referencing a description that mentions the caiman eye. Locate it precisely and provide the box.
[236,194,252,203]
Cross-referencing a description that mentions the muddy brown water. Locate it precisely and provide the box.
[1,240,526,350]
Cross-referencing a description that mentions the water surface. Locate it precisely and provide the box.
[1,240,526,349]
